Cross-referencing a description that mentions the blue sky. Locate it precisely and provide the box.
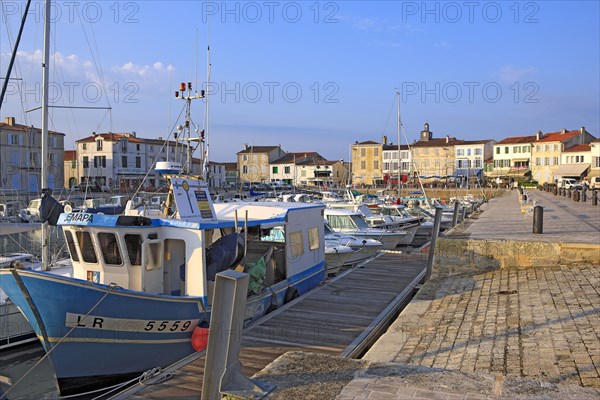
[1,1,599,162]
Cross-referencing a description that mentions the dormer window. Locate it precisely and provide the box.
[97,139,103,151]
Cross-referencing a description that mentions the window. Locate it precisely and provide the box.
[9,134,19,145]
[122,156,128,168]
[467,149,471,156]
[456,149,464,156]
[83,156,89,168]
[96,140,103,151]
[413,149,419,155]
[536,145,541,152]
[94,156,98,168]
[544,157,550,166]
[374,148,379,156]
[77,231,97,263]
[423,148,429,155]
[284,166,290,174]
[243,155,247,161]
[361,161,366,169]
[29,152,37,166]
[513,146,520,153]
[101,156,106,167]
[144,240,162,271]
[136,144,141,151]
[272,166,278,174]
[384,152,390,160]
[289,231,304,258]
[594,156,600,168]
[71,160,76,168]
[49,154,55,166]
[64,231,79,262]
[136,157,141,168]
[361,148,366,156]
[474,159,482,168]
[553,144,559,151]
[474,148,482,155]
[121,140,127,152]
[495,147,500,154]
[523,146,530,153]
[242,165,248,174]
[384,162,390,170]
[544,144,550,151]
[308,227,320,251]
[98,233,122,266]
[374,161,379,169]
[83,143,88,150]
[535,157,541,166]
[504,147,509,154]
[150,145,154,152]
[435,148,440,155]
[125,235,142,265]
[553,157,559,165]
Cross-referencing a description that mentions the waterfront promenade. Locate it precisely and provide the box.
[256,190,599,400]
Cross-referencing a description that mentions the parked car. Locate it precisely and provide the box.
[556,178,582,190]
[589,176,600,189]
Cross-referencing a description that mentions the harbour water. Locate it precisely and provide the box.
[0,343,58,399]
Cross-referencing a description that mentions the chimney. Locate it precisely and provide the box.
[561,128,567,134]
[383,135,388,145]
[445,135,449,144]
[580,127,585,144]
[4,117,15,126]
[244,144,248,150]
[580,126,585,134]
[158,136,162,140]
[131,131,136,137]
[536,130,542,141]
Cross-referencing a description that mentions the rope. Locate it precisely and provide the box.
[0,282,119,400]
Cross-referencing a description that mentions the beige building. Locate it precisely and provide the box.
[64,150,78,188]
[351,140,383,186]
[488,135,535,183]
[411,123,462,181]
[237,145,286,183]
[590,139,600,178]
[0,117,65,192]
[531,127,595,184]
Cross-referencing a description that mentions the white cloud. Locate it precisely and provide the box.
[497,65,538,82]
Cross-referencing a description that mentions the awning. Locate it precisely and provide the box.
[587,169,600,178]
[454,168,482,178]
[552,163,590,177]
[507,169,531,176]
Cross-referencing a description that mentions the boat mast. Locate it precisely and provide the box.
[396,91,401,199]
[41,0,51,270]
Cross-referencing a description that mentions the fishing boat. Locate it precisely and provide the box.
[0,171,326,394]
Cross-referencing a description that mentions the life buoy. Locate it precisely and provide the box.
[284,287,299,303]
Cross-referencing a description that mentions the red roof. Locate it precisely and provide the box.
[564,144,591,153]
[77,133,144,143]
[495,135,537,145]
[64,150,76,161]
[356,140,380,145]
[412,138,463,147]
[535,130,580,143]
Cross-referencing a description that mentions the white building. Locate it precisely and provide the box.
[489,135,535,182]
[590,139,600,179]
[76,132,188,191]
[207,161,226,188]
[554,144,592,179]
[382,143,412,185]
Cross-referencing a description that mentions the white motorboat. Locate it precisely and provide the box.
[324,209,405,250]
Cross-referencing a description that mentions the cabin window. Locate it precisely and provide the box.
[289,231,304,258]
[125,234,142,265]
[77,231,97,263]
[308,227,320,251]
[145,241,162,271]
[98,233,122,266]
[64,231,80,262]
[327,215,357,230]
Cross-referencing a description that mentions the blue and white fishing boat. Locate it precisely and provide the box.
[0,172,326,394]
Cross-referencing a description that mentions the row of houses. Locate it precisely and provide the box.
[1,116,598,194]
[352,123,599,185]
[0,117,348,193]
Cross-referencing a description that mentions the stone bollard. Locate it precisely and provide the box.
[533,206,543,234]
[593,190,598,206]
[574,190,580,202]
[567,188,572,198]
[553,187,558,196]
[582,188,587,203]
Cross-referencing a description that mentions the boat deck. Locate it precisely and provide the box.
[127,251,427,399]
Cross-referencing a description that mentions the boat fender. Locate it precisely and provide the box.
[284,287,299,304]
[191,322,209,351]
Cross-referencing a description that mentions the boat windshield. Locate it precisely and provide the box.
[350,214,370,229]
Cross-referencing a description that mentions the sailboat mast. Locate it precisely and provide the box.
[41,0,51,269]
[396,91,401,199]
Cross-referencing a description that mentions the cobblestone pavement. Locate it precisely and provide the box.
[358,264,600,397]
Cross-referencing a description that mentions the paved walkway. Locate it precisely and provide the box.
[456,189,600,244]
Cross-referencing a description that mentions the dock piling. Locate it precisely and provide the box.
[201,270,274,400]
[533,206,543,234]
[425,207,443,281]
[451,201,460,228]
